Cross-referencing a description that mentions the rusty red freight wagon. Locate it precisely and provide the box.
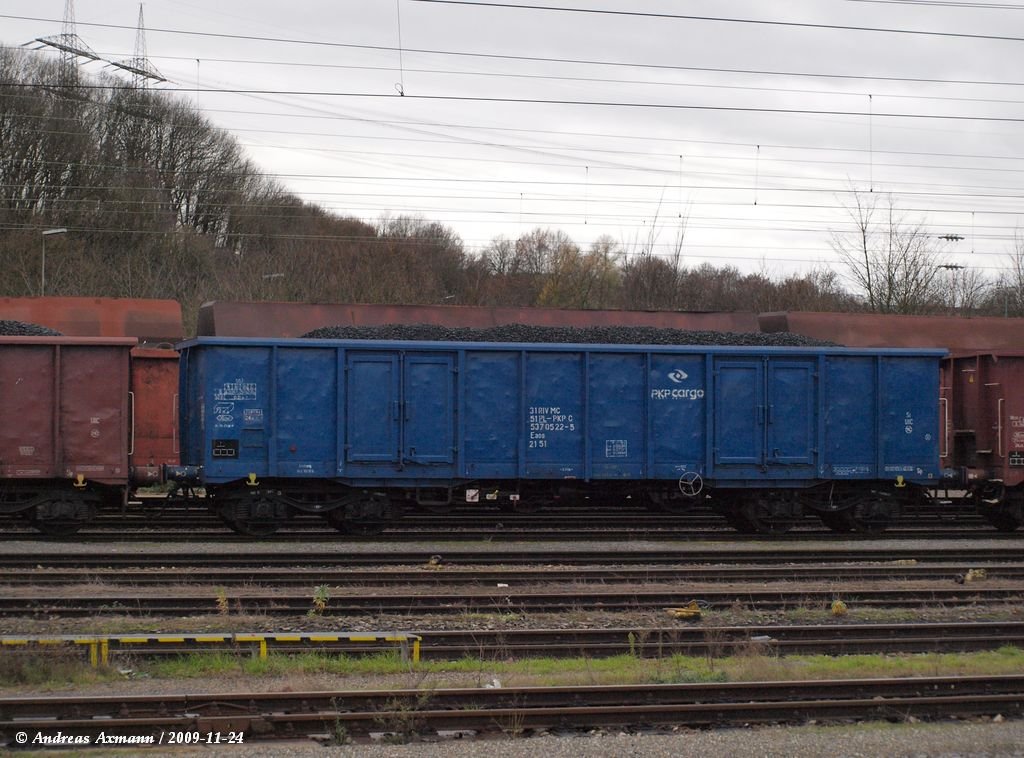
[942,353,1024,530]
[761,311,1024,354]
[0,337,135,534]
[129,346,181,485]
[0,297,183,502]
[0,297,183,344]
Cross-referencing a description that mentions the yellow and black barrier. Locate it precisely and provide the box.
[0,632,421,667]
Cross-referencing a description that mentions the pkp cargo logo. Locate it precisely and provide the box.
[652,368,705,401]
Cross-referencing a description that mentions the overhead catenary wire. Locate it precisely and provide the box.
[6,17,1024,89]
[8,86,1024,166]
[16,44,1024,106]
[10,80,1024,123]
[2,220,1008,255]
[412,0,1024,43]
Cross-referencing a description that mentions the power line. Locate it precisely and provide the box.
[17,110,1023,187]
[413,0,1024,43]
[9,198,1018,242]
[845,0,1024,8]
[9,162,1024,201]
[2,220,1014,272]
[14,45,1024,107]
[6,15,1024,88]
[13,92,1024,168]
[11,80,1024,123]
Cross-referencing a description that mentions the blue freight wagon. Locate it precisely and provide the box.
[174,338,945,535]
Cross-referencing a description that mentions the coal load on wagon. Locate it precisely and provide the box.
[301,323,838,347]
[0,320,62,336]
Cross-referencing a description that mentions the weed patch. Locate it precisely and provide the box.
[130,646,1024,689]
[0,652,116,688]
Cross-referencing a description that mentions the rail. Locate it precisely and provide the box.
[3,675,1022,742]
[0,631,420,668]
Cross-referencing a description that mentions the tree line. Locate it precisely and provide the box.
[2,48,1022,333]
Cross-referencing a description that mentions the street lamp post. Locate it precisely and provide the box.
[40,228,67,296]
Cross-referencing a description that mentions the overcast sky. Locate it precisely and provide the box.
[4,0,1024,282]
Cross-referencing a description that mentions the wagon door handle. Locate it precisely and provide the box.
[128,391,135,456]
[767,404,774,424]
[998,398,1004,457]
[172,393,179,454]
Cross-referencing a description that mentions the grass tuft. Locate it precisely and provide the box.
[0,653,118,688]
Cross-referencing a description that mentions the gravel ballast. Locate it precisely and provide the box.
[144,720,1024,758]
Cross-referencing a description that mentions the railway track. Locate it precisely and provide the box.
[41,621,1024,661]
[6,586,1022,618]
[370,621,1024,658]
[50,508,994,528]
[3,563,1020,587]
[116,497,989,519]
[0,521,1014,542]
[4,675,1022,743]
[1,546,1020,569]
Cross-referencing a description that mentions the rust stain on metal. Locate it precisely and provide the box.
[0,297,183,344]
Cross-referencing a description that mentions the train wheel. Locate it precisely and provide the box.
[30,499,94,537]
[848,496,900,534]
[32,519,85,537]
[332,518,386,536]
[720,506,756,533]
[737,491,798,532]
[818,510,855,533]
[326,492,392,535]
[217,496,283,537]
[817,487,900,534]
[223,517,279,537]
[982,510,1021,532]
[976,486,1022,532]
[643,488,698,515]
[739,497,797,535]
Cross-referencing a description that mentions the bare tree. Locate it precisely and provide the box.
[537,235,621,309]
[830,189,951,314]
[936,266,990,315]
[619,203,688,310]
[478,228,577,305]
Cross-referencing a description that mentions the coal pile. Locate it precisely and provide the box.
[302,323,836,347]
[0,320,62,336]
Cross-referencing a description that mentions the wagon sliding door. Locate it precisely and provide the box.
[766,360,815,466]
[403,354,455,466]
[713,357,817,477]
[713,360,763,466]
[346,353,400,463]
[345,351,455,474]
